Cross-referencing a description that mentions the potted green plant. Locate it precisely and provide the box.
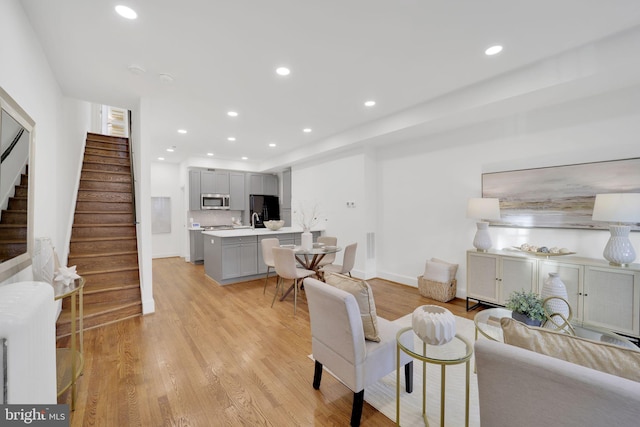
[505,289,545,326]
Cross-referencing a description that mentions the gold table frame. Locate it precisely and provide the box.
[396,327,473,426]
[54,277,84,410]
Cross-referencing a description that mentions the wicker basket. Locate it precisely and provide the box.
[417,276,457,302]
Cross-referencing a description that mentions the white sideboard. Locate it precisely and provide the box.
[466,249,640,338]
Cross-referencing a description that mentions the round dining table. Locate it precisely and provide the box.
[278,244,342,301]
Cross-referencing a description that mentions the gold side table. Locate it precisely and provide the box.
[54,277,84,410]
[396,327,473,427]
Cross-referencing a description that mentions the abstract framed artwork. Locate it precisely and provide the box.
[482,158,640,230]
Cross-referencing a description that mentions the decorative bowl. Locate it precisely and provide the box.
[264,220,284,231]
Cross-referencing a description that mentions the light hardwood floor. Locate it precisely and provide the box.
[60,256,479,426]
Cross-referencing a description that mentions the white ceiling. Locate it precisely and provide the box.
[20,0,640,170]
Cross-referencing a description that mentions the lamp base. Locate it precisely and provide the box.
[603,225,636,267]
[473,222,493,252]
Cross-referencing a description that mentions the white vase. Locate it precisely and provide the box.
[301,230,313,251]
[411,305,456,345]
[32,237,56,284]
[541,272,570,330]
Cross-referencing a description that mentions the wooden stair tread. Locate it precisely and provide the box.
[74,211,133,215]
[78,188,132,194]
[57,300,141,321]
[77,266,140,276]
[70,250,137,259]
[83,281,140,294]
[0,224,27,228]
[82,169,130,176]
[73,223,136,227]
[71,236,136,242]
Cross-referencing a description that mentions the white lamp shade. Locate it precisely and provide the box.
[592,193,640,223]
[467,198,501,220]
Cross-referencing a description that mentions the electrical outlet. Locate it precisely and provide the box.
[346,201,356,208]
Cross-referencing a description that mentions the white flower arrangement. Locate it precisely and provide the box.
[294,200,321,231]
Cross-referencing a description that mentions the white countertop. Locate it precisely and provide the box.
[201,226,324,237]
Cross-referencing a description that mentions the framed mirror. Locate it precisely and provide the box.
[0,87,35,282]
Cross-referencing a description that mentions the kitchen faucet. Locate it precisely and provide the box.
[251,212,260,229]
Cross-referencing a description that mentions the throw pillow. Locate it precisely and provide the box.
[423,258,458,283]
[324,273,380,342]
[501,317,640,382]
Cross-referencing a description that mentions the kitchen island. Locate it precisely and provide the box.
[203,227,322,285]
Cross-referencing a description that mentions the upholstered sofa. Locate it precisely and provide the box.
[475,320,640,427]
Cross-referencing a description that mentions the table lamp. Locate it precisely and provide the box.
[592,193,640,266]
[467,198,501,252]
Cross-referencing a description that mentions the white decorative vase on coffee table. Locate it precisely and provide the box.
[411,305,456,345]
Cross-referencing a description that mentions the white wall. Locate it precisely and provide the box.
[58,97,92,265]
[375,87,640,296]
[150,162,184,258]
[291,84,640,298]
[0,0,64,284]
[292,151,376,278]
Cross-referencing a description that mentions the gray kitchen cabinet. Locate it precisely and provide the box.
[202,170,230,194]
[189,230,204,263]
[249,173,278,196]
[189,170,201,210]
[229,172,245,211]
[205,235,257,282]
[257,233,295,274]
[282,168,291,208]
[281,169,292,226]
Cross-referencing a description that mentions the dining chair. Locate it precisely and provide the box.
[260,238,280,294]
[271,247,315,314]
[317,236,337,267]
[321,242,357,277]
[304,277,413,427]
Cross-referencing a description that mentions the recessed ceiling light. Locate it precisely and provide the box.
[157,157,165,161]
[178,129,187,134]
[159,73,174,84]
[276,67,291,76]
[127,65,145,75]
[269,143,277,147]
[364,100,376,107]
[227,111,238,117]
[207,152,214,156]
[115,5,137,20]
[485,45,503,56]
[166,148,175,152]
[227,137,236,142]
[241,156,248,160]
[303,128,312,133]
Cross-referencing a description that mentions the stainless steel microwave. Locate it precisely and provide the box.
[201,193,230,210]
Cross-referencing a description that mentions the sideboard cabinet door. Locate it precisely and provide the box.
[583,266,640,337]
[467,252,499,305]
[538,260,584,323]
[499,257,537,305]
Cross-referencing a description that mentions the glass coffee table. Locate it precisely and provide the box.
[474,307,636,350]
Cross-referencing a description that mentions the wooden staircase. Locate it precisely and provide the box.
[57,133,142,337]
[0,168,28,262]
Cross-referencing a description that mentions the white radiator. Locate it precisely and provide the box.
[0,281,56,404]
